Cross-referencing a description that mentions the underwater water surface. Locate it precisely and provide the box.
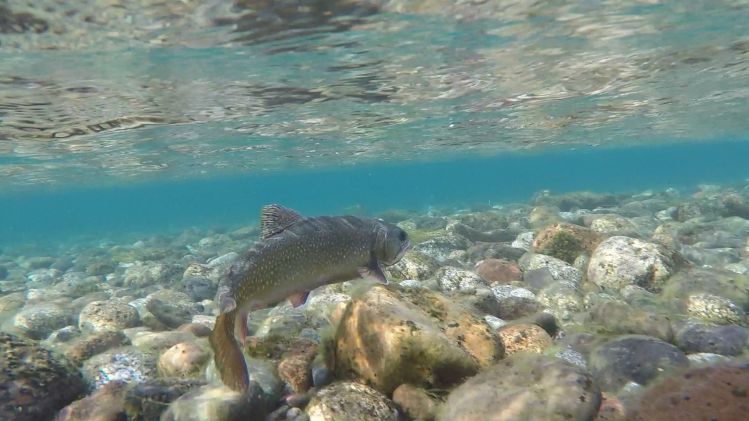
[2,1,749,420]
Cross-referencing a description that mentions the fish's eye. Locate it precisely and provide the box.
[398,230,407,241]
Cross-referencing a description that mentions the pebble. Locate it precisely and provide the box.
[306,381,399,421]
[686,293,747,325]
[82,346,157,390]
[474,258,522,284]
[674,322,749,356]
[435,266,486,293]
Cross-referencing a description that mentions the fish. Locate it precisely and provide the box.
[209,204,411,391]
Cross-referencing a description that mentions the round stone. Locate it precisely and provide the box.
[79,300,139,333]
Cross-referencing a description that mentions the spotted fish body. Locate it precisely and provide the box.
[209,204,411,391]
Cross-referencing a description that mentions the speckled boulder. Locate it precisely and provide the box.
[412,234,471,263]
[82,346,157,390]
[532,223,602,263]
[145,289,202,329]
[306,381,398,421]
[537,281,583,322]
[519,253,583,286]
[589,215,639,236]
[13,302,71,339]
[387,251,440,281]
[589,335,688,392]
[79,300,139,333]
[587,236,676,292]
[686,293,746,325]
[158,341,210,378]
[122,261,178,288]
[438,354,600,421]
[491,284,545,320]
[675,323,749,356]
[435,266,486,293]
[497,323,553,355]
[335,286,503,394]
[528,206,562,229]
[1,332,85,420]
[628,362,749,421]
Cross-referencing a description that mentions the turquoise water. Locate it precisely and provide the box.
[2,139,749,249]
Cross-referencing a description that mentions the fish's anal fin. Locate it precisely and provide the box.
[358,261,389,285]
[261,204,304,239]
[288,291,311,308]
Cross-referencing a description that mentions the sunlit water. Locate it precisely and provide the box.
[1,0,748,243]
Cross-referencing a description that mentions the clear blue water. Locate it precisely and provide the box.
[1,0,748,246]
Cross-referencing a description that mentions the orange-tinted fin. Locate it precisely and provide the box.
[288,291,310,308]
[209,310,249,391]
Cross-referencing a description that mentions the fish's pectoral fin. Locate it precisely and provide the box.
[234,308,250,346]
[217,287,237,314]
[260,204,304,239]
[288,291,311,308]
[358,260,389,285]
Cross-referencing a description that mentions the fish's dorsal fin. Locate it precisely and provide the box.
[261,204,304,239]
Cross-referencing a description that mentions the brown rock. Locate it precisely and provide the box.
[392,383,437,421]
[335,286,503,394]
[475,259,522,284]
[64,331,128,365]
[56,381,127,421]
[497,323,553,355]
[278,339,318,393]
[628,361,749,421]
[177,323,212,337]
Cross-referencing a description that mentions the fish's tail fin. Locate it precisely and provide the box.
[209,310,249,391]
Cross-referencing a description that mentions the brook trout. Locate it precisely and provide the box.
[209,204,411,391]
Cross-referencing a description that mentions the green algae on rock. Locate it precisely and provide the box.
[438,354,600,421]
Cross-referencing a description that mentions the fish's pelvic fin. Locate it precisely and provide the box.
[260,204,304,239]
[209,310,249,392]
[288,291,311,308]
[217,286,237,314]
[358,260,389,285]
[234,308,250,347]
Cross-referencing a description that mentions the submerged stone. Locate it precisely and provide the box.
[306,381,398,421]
[334,285,503,394]
[0,332,85,421]
[439,354,600,421]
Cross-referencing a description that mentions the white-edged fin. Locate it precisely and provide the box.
[288,291,311,308]
[358,261,389,285]
[219,295,237,314]
[261,204,304,239]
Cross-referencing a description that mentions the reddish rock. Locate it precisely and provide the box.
[278,339,318,393]
[628,361,749,421]
[475,259,522,284]
[56,381,127,421]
